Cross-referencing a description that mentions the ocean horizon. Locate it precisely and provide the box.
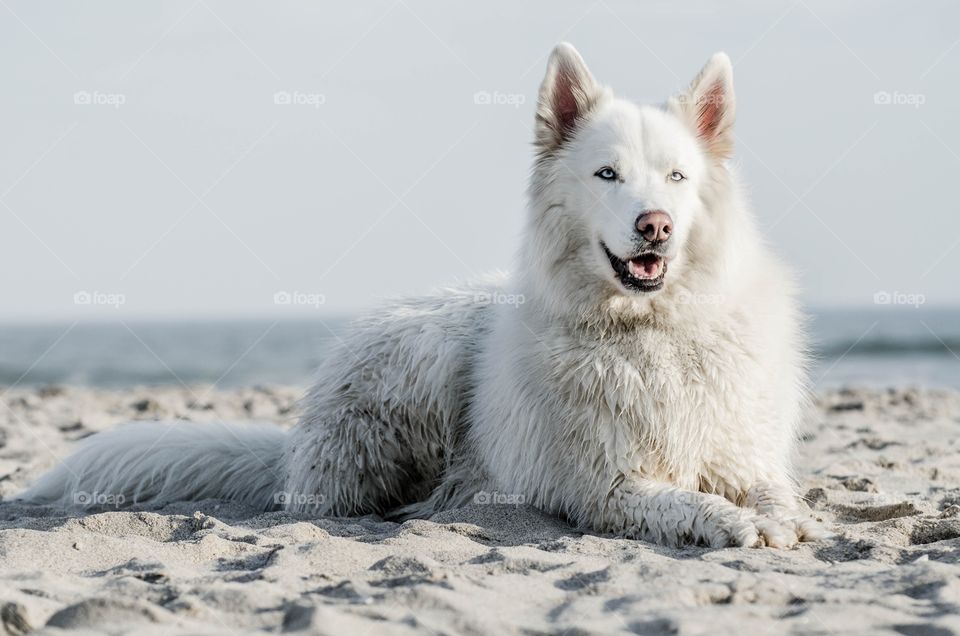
[1,306,957,390]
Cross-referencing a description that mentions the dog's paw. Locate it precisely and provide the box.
[752,513,836,548]
[752,515,801,548]
[703,506,816,549]
[743,483,834,543]
[701,505,763,548]
[775,513,835,542]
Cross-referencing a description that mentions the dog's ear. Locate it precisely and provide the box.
[675,53,736,160]
[535,43,604,153]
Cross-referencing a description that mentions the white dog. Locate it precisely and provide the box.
[20,44,826,548]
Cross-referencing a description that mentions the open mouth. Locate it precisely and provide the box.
[601,242,667,293]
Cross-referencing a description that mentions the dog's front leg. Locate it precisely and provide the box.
[607,476,800,548]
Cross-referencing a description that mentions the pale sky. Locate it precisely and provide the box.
[1,1,958,321]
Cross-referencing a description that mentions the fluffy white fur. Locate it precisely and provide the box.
[19,44,827,548]
[21,422,285,509]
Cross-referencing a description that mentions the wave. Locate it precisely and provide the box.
[816,337,960,358]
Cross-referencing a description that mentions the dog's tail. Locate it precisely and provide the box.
[16,421,287,511]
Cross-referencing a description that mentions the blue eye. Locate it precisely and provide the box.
[669,170,685,182]
[595,167,618,181]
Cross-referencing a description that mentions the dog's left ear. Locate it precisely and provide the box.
[535,43,605,154]
[674,53,736,160]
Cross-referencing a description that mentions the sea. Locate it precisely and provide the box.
[1,307,958,390]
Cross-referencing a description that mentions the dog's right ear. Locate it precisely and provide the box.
[673,53,736,160]
[535,43,604,153]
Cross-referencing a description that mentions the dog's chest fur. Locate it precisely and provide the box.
[547,317,774,496]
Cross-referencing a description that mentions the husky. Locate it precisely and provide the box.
[20,44,827,548]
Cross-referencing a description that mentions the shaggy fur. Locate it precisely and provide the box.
[19,44,826,548]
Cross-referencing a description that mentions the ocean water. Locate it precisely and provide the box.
[808,307,960,388]
[0,308,958,390]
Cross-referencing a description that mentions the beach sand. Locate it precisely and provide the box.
[1,385,959,635]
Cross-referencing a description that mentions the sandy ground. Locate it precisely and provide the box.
[1,385,959,635]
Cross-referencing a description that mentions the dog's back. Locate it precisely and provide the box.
[282,277,501,515]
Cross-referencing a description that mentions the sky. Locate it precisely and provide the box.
[1,1,958,321]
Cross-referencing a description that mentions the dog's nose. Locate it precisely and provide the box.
[635,210,672,243]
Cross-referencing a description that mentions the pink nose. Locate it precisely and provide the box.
[636,210,673,243]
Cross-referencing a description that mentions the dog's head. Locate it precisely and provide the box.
[527,44,736,315]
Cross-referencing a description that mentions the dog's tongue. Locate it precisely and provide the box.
[627,254,663,279]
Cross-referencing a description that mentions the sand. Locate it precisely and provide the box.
[1,385,959,635]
